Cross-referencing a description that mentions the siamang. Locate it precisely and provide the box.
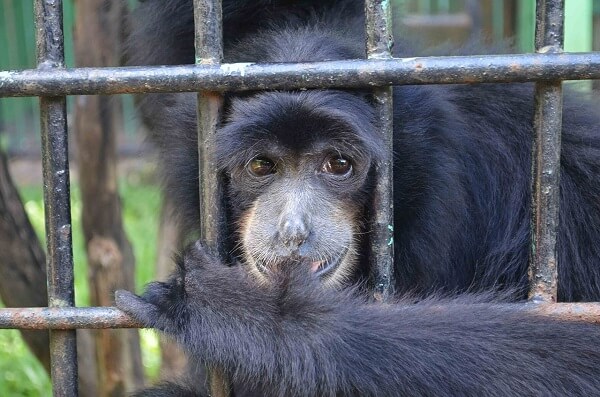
[117,243,600,396]
[117,0,600,395]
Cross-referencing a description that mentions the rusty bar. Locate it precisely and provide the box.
[35,0,78,395]
[0,307,142,329]
[193,0,224,252]
[1,303,600,328]
[1,52,600,97]
[528,0,564,303]
[365,0,394,301]
[193,0,230,396]
[529,302,600,323]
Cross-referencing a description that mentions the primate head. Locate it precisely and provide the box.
[216,90,384,286]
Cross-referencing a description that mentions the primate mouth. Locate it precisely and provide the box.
[310,250,347,277]
[253,249,348,279]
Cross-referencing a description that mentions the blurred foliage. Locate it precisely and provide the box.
[0,177,162,395]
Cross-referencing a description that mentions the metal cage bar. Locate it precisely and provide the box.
[528,0,564,303]
[2,303,600,329]
[193,0,230,396]
[2,52,600,97]
[34,0,78,395]
[193,0,225,265]
[0,307,142,329]
[365,0,395,301]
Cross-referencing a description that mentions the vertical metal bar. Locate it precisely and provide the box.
[194,0,223,247]
[365,0,395,302]
[192,0,230,396]
[528,0,564,303]
[34,0,78,395]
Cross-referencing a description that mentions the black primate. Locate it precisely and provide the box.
[117,243,600,396]
[118,0,600,395]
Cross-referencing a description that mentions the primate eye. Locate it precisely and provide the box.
[248,157,276,176]
[322,156,352,176]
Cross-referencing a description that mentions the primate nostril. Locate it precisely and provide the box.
[283,232,307,248]
[281,219,310,249]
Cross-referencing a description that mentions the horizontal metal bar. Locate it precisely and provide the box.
[1,304,600,329]
[0,307,142,329]
[1,52,599,98]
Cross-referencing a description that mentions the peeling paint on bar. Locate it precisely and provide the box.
[220,62,254,76]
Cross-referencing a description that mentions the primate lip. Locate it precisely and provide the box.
[253,249,347,279]
[311,251,346,277]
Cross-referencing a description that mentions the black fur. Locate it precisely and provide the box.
[118,243,600,396]
[122,0,600,395]
[127,0,600,301]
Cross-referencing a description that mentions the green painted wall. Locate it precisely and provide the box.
[517,0,593,52]
[565,0,593,52]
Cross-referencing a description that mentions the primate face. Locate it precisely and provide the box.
[232,143,365,287]
[216,90,383,286]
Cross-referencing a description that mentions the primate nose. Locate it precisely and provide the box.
[279,214,311,250]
